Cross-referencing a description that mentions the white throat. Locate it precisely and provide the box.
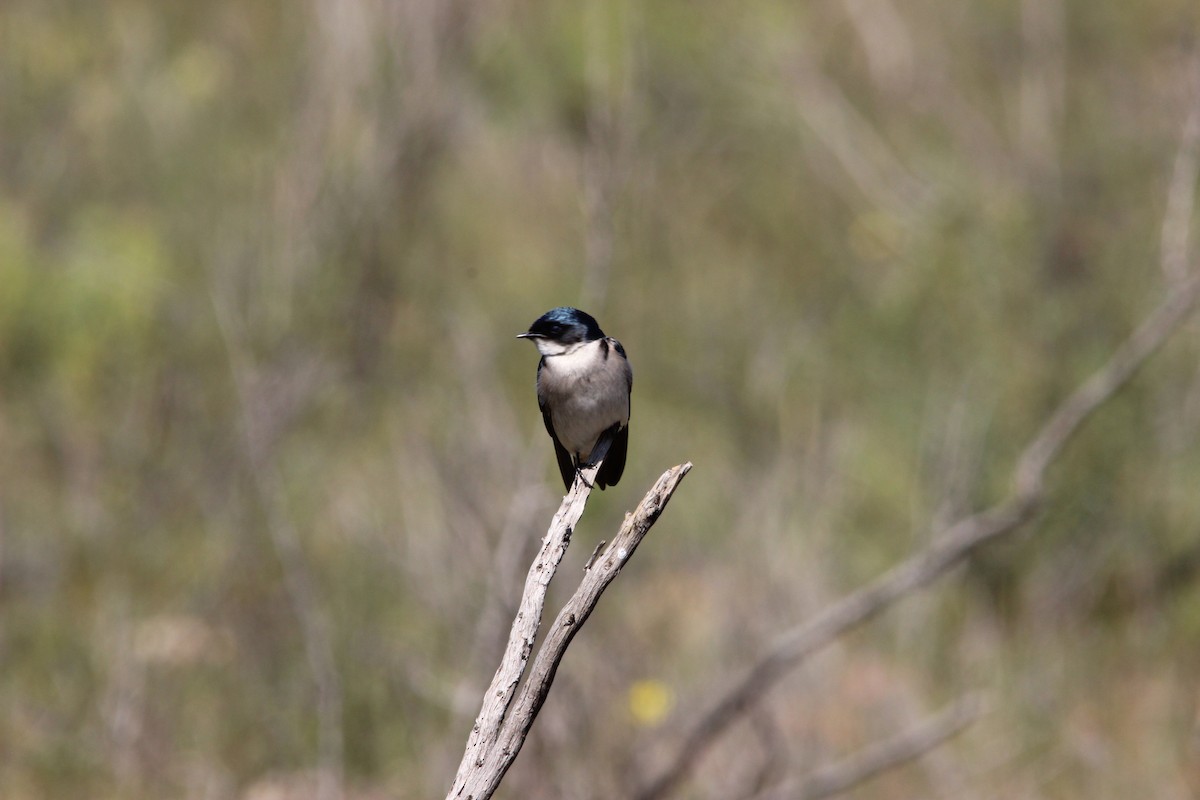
[534,338,590,358]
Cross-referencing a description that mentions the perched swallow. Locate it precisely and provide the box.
[518,307,632,490]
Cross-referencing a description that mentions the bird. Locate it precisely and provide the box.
[517,307,633,491]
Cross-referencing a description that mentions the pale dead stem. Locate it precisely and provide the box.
[211,294,345,800]
[448,462,692,800]
[748,695,987,800]
[636,61,1200,797]
[636,272,1200,800]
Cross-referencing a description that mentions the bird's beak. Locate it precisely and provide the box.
[516,332,540,339]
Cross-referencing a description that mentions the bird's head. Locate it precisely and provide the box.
[517,307,605,356]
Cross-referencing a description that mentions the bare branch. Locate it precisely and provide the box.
[1014,270,1200,497]
[636,270,1200,800]
[449,462,693,800]
[468,432,560,683]
[789,51,931,220]
[840,0,914,97]
[1161,61,1200,285]
[1017,0,1066,190]
[448,462,603,796]
[741,707,790,799]
[211,293,344,800]
[750,694,986,800]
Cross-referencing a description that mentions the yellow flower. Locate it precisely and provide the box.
[628,679,673,727]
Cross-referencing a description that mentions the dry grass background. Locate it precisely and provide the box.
[2,1,1200,798]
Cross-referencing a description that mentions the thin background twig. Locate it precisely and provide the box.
[637,267,1200,800]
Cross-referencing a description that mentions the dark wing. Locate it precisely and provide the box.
[596,339,633,490]
[612,338,633,398]
[595,422,628,489]
[538,359,576,490]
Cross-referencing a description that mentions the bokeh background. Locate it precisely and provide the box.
[3,1,1200,798]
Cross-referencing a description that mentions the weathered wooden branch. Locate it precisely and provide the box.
[447,461,602,797]
[448,462,693,800]
[637,270,1200,800]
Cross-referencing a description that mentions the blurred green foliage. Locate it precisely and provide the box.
[2,0,1200,798]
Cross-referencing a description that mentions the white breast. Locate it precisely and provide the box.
[539,339,630,460]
